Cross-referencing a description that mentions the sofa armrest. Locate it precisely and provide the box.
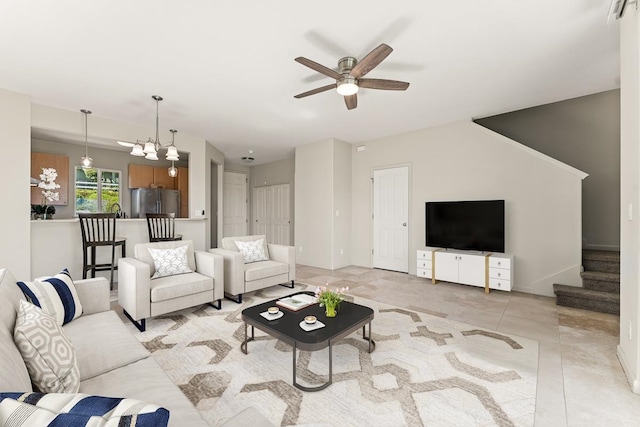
[195,251,224,302]
[209,248,245,296]
[74,277,110,315]
[117,257,151,321]
[267,243,296,282]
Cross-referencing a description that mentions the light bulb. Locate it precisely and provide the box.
[168,166,177,177]
[336,77,359,96]
[81,156,93,168]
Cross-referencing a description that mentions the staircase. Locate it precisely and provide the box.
[553,250,620,315]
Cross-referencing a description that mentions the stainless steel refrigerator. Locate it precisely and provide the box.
[131,188,180,218]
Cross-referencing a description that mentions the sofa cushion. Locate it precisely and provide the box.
[222,235,270,259]
[17,268,83,325]
[0,392,169,427]
[0,269,32,392]
[150,272,213,303]
[14,301,80,393]
[235,238,269,263]
[244,260,289,282]
[135,240,196,277]
[148,245,193,278]
[80,357,209,427]
[63,310,149,381]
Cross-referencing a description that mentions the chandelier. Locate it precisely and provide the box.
[117,95,179,162]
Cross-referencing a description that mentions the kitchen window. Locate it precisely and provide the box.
[75,167,121,214]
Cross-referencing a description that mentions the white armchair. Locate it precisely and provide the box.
[209,235,295,303]
[118,240,223,331]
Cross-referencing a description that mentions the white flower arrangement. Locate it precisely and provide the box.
[32,167,61,217]
[39,167,61,203]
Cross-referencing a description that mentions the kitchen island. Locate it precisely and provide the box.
[30,217,207,280]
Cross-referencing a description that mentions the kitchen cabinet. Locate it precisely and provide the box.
[128,164,177,190]
[31,152,68,205]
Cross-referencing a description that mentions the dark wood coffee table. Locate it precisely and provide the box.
[241,291,375,391]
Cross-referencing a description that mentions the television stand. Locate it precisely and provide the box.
[416,249,513,293]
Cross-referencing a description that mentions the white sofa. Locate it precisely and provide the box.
[118,240,223,331]
[0,268,208,426]
[209,235,295,303]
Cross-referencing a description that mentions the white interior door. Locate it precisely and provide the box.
[271,184,291,245]
[253,186,272,240]
[372,167,409,272]
[223,172,247,237]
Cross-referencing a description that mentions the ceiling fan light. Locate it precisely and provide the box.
[337,78,359,96]
[117,140,135,147]
[143,141,157,154]
[166,146,179,158]
[145,151,159,161]
[130,144,145,156]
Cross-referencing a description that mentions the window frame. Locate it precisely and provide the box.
[74,166,122,215]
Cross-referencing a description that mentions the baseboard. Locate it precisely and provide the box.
[617,345,640,394]
[583,244,620,252]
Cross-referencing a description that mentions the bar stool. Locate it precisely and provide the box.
[146,213,183,242]
[79,213,126,289]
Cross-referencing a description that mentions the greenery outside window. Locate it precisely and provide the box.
[75,167,121,214]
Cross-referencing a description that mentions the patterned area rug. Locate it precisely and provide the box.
[126,284,538,426]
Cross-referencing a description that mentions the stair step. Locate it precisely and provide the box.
[582,250,620,274]
[580,271,620,293]
[553,284,619,315]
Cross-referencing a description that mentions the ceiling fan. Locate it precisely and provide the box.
[294,43,410,110]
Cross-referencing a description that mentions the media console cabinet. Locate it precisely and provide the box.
[416,249,513,293]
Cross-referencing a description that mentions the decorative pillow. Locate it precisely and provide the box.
[147,245,193,278]
[0,392,170,427]
[16,268,83,326]
[13,300,80,393]
[235,239,269,263]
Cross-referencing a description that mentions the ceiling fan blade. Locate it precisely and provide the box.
[294,83,337,99]
[295,57,342,80]
[358,78,410,91]
[344,94,357,110]
[350,44,393,78]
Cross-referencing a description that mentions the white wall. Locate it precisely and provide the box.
[332,139,352,269]
[350,121,586,296]
[295,139,334,268]
[0,88,31,279]
[619,11,640,394]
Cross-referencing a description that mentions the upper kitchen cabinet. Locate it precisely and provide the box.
[128,163,178,189]
[31,152,68,205]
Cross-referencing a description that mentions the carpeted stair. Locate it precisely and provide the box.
[553,250,620,315]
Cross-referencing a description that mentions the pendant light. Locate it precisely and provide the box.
[80,109,93,168]
[168,129,178,177]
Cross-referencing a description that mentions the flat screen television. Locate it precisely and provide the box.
[425,200,505,253]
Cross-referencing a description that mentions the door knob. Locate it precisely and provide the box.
[402,223,407,227]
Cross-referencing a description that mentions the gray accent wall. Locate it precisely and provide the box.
[475,90,620,250]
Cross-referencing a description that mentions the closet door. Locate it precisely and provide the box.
[271,184,291,245]
[223,172,247,237]
[253,186,272,240]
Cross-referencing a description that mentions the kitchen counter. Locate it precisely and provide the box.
[31,217,208,280]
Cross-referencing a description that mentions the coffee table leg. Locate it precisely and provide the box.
[362,322,376,353]
[241,322,254,355]
[292,341,333,392]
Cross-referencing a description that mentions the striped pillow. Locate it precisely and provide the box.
[0,392,170,426]
[16,269,83,325]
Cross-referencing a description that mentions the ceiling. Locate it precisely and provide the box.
[0,1,620,166]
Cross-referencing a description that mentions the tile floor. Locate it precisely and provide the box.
[295,264,640,427]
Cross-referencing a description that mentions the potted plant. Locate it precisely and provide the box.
[315,284,349,317]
